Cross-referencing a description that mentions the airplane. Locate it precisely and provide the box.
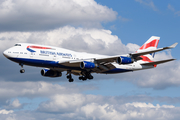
[3,36,178,82]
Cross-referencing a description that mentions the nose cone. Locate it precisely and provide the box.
[3,50,8,58]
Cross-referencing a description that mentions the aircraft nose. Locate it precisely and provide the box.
[3,50,8,57]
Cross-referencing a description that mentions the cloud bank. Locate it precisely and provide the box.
[0,82,180,120]
[0,26,129,55]
[0,0,117,31]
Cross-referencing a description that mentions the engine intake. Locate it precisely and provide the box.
[80,61,96,69]
[116,56,133,64]
[41,69,62,77]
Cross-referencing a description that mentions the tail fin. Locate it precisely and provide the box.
[137,36,160,62]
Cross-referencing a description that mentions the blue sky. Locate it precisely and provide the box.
[0,0,180,119]
[98,0,180,50]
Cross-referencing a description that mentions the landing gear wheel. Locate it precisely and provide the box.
[20,69,25,73]
[79,76,83,80]
[82,77,87,81]
[69,79,74,82]
[88,75,93,80]
[81,71,94,80]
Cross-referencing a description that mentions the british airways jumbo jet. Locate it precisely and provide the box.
[3,36,178,82]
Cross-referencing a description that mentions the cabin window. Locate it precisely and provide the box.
[14,44,21,46]
[13,52,19,54]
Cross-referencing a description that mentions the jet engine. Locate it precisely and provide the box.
[80,61,96,69]
[41,69,62,77]
[116,56,133,64]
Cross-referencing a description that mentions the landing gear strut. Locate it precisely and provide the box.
[19,63,25,73]
[67,72,74,82]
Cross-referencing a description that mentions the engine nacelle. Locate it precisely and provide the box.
[116,56,133,64]
[80,61,96,69]
[41,69,62,77]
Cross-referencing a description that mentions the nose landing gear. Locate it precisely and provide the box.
[19,63,25,73]
[20,69,25,73]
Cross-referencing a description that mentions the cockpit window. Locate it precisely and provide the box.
[14,44,21,46]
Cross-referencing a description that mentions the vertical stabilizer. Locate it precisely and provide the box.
[137,36,160,62]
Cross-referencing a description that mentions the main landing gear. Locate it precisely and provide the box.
[67,73,74,82]
[19,63,25,73]
[79,71,93,81]
[66,71,94,82]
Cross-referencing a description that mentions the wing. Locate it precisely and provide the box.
[59,58,116,72]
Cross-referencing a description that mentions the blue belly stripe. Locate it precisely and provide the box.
[8,57,81,70]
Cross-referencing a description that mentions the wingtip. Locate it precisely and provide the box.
[164,42,178,49]
[170,42,178,48]
[170,58,176,61]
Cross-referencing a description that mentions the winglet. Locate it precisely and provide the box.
[165,42,178,49]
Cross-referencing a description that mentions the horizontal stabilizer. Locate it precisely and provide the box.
[164,42,178,49]
[141,59,175,66]
[131,42,178,58]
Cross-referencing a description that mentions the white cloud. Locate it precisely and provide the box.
[0,26,128,55]
[0,81,96,102]
[38,94,97,113]
[11,99,21,108]
[0,80,179,119]
[0,0,117,31]
[167,4,180,16]
[126,43,140,52]
[126,102,175,109]
[130,60,180,89]
[135,0,158,11]
[168,4,175,12]
[36,93,180,120]
[4,99,22,110]
[119,16,131,22]
[0,109,13,114]
[3,103,180,120]
[175,11,180,16]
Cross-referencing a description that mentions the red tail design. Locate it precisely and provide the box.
[137,36,160,63]
[139,39,159,50]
